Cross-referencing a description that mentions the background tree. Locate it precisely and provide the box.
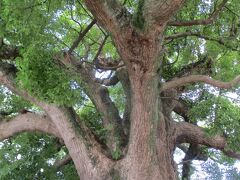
[0,0,240,179]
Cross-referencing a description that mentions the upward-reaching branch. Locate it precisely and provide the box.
[41,105,114,178]
[116,67,131,136]
[54,53,127,152]
[0,61,44,105]
[0,43,114,172]
[68,19,96,54]
[0,61,114,179]
[143,0,185,31]
[84,0,131,35]
[80,70,127,151]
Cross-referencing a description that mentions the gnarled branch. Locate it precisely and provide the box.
[0,112,61,140]
[0,62,44,105]
[41,105,114,178]
[174,121,226,149]
[174,121,240,160]
[80,71,127,151]
[162,75,240,91]
[0,61,114,178]
[173,99,190,122]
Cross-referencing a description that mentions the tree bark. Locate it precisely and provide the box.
[118,74,176,179]
[41,105,114,179]
[4,1,239,179]
[0,112,61,140]
[91,20,178,177]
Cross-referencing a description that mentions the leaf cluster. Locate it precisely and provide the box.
[16,43,82,105]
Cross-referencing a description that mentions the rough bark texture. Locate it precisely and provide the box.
[1,1,240,180]
[41,105,114,179]
[79,69,127,152]
[112,29,177,178]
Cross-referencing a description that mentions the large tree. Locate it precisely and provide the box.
[1,0,240,179]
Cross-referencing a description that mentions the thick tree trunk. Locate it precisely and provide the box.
[2,1,238,179]
[117,70,177,180]
[99,28,179,179]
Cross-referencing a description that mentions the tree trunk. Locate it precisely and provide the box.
[2,1,238,179]
[116,69,177,180]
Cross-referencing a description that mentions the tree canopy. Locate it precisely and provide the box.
[0,0,240,179]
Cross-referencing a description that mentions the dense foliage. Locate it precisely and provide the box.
[1,0,240,179]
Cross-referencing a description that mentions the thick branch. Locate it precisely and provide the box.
[168,0,228,26]
[116,67,131,137]
[162,75,240,91]
[173,55,213,78]
[173,99,208,178]
[81,70,127,150]
[41,105,114,179]
[0,62,45,105]
[84,0,131,34]
[174,121,240,160]
[95,62,125,70]
[0,112,61,140]
[0,61,114,178]
[173,99,190,122]
[0,62,25,94]
[54,55,126,152]
[174,121,226,149]
[144,0,185,29]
